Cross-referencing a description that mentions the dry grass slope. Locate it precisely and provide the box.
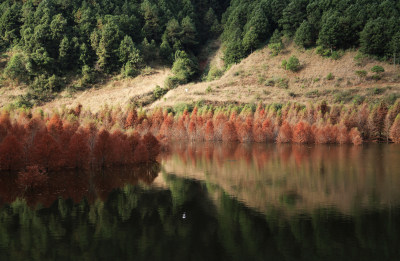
[151,43,400,108]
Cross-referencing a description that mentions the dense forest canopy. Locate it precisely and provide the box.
[222,0,400,64]
[0,0,400,104]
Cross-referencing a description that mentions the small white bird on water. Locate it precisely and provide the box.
[182,212,186,219]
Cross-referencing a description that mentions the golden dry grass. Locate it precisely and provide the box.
[151,42,400,109]
[39,67,170,113]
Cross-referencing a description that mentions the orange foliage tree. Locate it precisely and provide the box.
[293,122,313,144]
[390,114,400,143]
[277,122,292,143]
[0,134,23,170]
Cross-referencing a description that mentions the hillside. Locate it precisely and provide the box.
[1,42,400,112]
[151,43,400,109]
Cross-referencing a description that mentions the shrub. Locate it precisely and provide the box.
[355,70,367,79]
[281,59,287,69]
[285,56,300,72]
[371,65,384,74]
[206,86,213,94]
[153,85,167,100]
[164,76,181,89]
[207,66,224,81]
[269,43,284,56]
[326,73,334,80]
[277,78,289,89]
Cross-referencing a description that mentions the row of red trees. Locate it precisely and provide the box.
[0,110,160,172]
[1,100,400,171]
[122,101,400,145]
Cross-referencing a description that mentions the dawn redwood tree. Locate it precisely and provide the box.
[390,115,400,143]
[94,129,113,168]
[277,121,292,143]
[222,121,237,142]
[293,121,312,144]
[31,131,63,171]
[142,132,160,160]
[0,134,23,171]
[67,132,90,169]
[205,120,215,141]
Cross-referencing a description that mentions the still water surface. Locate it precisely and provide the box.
[0,143,400,260]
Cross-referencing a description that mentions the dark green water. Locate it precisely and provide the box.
[0,143,400,261]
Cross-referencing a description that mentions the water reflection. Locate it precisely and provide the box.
[0,144,399,260]
[161,142,400,215]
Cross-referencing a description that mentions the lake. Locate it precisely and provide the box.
[0,143,400,260]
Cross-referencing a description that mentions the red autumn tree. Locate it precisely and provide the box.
[368,103,388,141]
[390,114,400,143]
[0,112,11,142]
[109,130,130,165]
[31,131,63,171]
[205,119,214,141]
[133,141,149,163]
[253,119,266,143]
[385,100,400,141]
[67,131,90,169]
[125,109,138,129]
[276,121,292,143]
[0,134,23,170]
[47,114,63,139]
[188,120,197,140]
[349,128,363,145]
[222,121,237,142]
[237,116,253,142]
[93,129,113,168]
[142,132,160,160]
[336,124,349,144]
[293,122,313,144]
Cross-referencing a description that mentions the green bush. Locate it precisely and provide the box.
[207,66,224,81]
[269,43,283,56]
[281,60,287,69]
[285,56,300,72]
[355,70,367,78]
[371,65,384,74]
[326,73,334,80]
[164,76,181,89]
[153,85,168,100]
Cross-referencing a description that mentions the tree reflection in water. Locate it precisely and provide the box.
[0,144,399,260]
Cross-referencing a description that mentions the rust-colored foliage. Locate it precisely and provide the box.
[293,122,312,144]
[67,131,90,169]
[315,124,337,144]
[336,124,349,144]
[142,132,160,160]
[368,103,388,140]
[277,122,292,143]
[205,120,214,141]
[349,128,363,145]
[93,129,113,167]
[0,134,23,170]
[31,131,62,171]
[134,142,149,163]
[390,115,400,143]
[125,109,138,129]
[222,121,237,142]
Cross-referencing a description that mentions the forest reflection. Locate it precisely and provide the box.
[0,144,399,260]
[161,142,400,215]
[0,163,160,208]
